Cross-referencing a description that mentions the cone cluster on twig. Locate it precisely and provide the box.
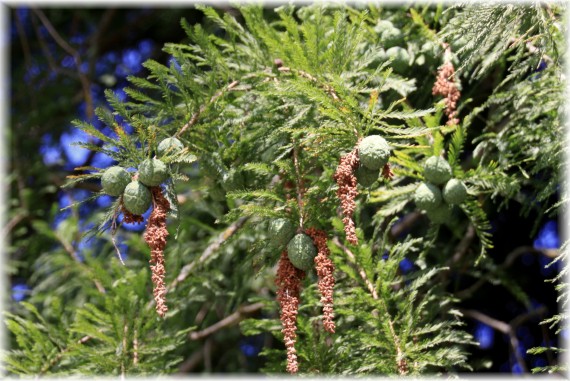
[271,220,338,373]
[333,135,392,245]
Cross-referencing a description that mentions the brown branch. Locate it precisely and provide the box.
[438,224,477,284]
[388,211,422,240]
[178,346,206,373]
[2,212,28,239]
[189,302,265,341]
[456,246,548,299]
[449,224,477,265]
[31,8,94,118]
[460,307,547,373]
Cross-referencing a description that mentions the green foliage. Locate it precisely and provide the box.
[6,3,566,376]
[4,264,185,375]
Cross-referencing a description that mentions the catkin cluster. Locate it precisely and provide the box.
[432,52,461,126]
[333,147,360,245]
[305,228,336,333]
[275,251,305,374]
[143,187,171,317]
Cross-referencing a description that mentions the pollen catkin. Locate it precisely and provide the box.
[121,206,144,224]
[143,186,170,318]
[432,46,461,126]
[382,163,394,180]
[275,250,305,374]
[305,228,335,334]
[333,147,360,245]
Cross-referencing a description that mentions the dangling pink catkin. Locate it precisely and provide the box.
[143,187,170,318]
[305,228,336,333]
[333,147,360,245]
[275,251,305,374]
[432,47,461,126]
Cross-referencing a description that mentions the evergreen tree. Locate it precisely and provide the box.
[4,3,566,375]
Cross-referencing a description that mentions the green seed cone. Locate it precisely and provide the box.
[423,156,452,185]
[287,233,317,272]
[381,27,404,49]
[269,219,296,249]
[414,182,442,211]
[385,46,410,74]
[157,137,184,157]
[356,165,379,187]
[138,158,169,187]
[426,203,453,224]
[443,178,467,205]
[358,135,391,170]
[101,166,131,196]
[122,181,152,215]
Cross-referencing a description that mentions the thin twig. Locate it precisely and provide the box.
[189,302,265,340]
[178,347,206,373]
[32,8,94,118]
[461,306,547,373]
[332,236,408,374]
[2,212,28,239]
[389,211,422,240]
[332,237,377,299]
[111,234,126,265]
[133,328,139,366]
[456,246,549,299]
[167,216,249,293]
[278,66,340,101]
[121,322,128,377]
[39,336,91,375]
[438,224,477,284]
[292,141,305,230]
[175,80,240,138]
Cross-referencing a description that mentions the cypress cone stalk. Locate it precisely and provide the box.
[143,187,171,318]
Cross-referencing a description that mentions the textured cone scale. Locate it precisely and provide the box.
[138,158,169,187]
[414,182,443,211]
[122,181,152,215]
[423,156,452,185]
[356,165,379,187]
[101,166,131,196]
[157,137,184,157]
[358,135,391,170]
[443,178,467,205]
[287,233,317,272]
[269,219,296,249]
